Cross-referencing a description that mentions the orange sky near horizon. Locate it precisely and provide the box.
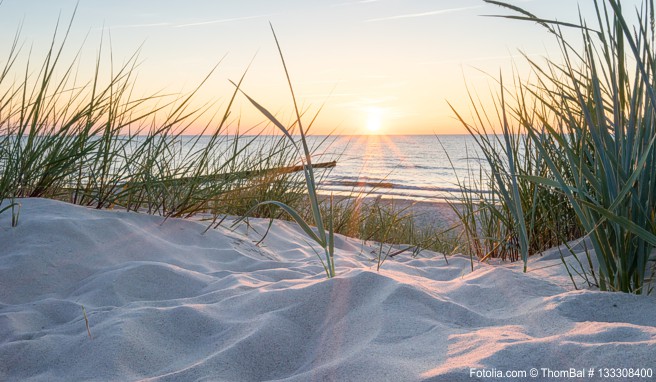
[0,0,645,136]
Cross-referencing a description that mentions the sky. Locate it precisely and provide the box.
[0,0,645,135]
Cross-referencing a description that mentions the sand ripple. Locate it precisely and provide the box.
[1,199,655,381]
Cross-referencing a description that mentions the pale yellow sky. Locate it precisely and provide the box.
[0,0,644,135]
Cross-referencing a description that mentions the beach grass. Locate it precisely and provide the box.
[231,25,461,273]
[3,1,656,294]
[0,12,442,276]
[0,12,324,229]
[452,0,656,293]
[448,85,582,265]
[230,25,337,278]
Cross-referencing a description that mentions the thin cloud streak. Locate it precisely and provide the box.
[365,5,483,22]
[104,22,171,30]
[174,15,269,28]
[104,14,269,30]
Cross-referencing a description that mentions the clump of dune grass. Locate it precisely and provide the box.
[456,0,656,293]
[358,198,458,269]
[448,81,582,267]
[0,12,318,226]
[314,195,460,267]
[1,5,465,279]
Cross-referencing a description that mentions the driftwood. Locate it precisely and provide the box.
[177,160,337,184]
[112,160,337,190]
[66,161,337,210]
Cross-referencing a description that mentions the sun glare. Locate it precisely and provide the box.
[366,107,383,134]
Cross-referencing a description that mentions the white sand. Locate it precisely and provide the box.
[1,198,655,381]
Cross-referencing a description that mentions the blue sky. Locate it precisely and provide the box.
[0,0,644,134]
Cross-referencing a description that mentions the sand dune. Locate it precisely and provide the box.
[1,198,655,381]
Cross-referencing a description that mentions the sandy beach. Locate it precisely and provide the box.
[1,198,655,381]
[3,0,656,379]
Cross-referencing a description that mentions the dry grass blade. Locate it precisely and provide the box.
[81,305,92,340]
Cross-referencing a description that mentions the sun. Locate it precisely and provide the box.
[366,107,383,134]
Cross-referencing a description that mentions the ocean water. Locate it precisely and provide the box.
[308,135,486,202]
[170,134,487,202]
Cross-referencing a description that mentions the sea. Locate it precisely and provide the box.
[302,134,487,202]
[168,134,487,202]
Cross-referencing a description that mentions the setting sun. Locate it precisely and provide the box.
[366,107,383,134]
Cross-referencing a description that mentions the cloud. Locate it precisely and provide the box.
[104,14,269,30]
[174,14,269,28]
[365,5,483,22]
[104,22,171,30]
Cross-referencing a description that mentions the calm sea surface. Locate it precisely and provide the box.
[307,135,486,202]
[175,134,487,202]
